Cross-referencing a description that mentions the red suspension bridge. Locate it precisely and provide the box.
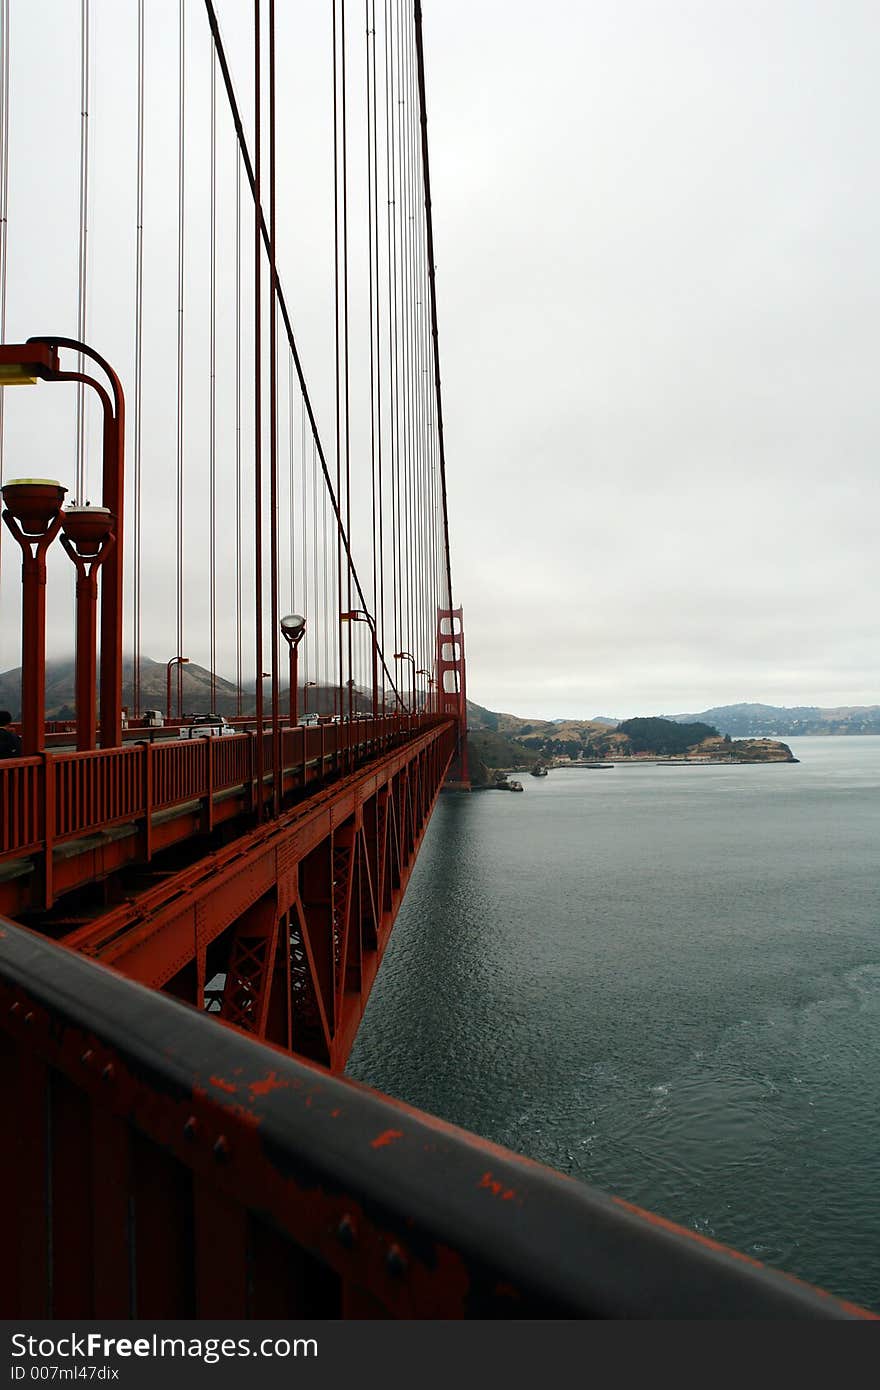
[0,1,870,1320]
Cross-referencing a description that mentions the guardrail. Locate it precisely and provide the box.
[0,918,869,1319]
[0,715,445,884]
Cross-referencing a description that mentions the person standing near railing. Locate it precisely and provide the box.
[0,710,22,758]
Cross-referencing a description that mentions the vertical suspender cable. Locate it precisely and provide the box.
[253,0,265,801]
[0,0,12,583]
[209,44,217,712]
[332,1,342,721]
[235,146,243,716]
[341,0,353,735]
[205,1,400,712]
[298,379,308,674]
[132,0,145,715]
[75,0,90,502]
[403,6,418,666]
[413,1,455,632]
[370,0,387,711]
[176,0,186,719]
[268,0,280,810]
[365,0,378,681]
[289,353,297,613]
[385,0,400,670]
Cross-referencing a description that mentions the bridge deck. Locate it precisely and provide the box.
[0,714,449,917]
[1,715,457,1073]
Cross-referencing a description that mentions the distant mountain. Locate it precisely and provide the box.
[464,700,796,769]
[668,702,880,738]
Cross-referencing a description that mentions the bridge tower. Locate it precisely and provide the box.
[436,606,470,789]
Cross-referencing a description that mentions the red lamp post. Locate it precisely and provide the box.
[59,506,115,751]
[341,611,378,717]
[280,614,306,726]
[417,668,431,713]
[0,338,125,748]
[394,650,416,715]
[166,655,189,722]
[0,478,66,754]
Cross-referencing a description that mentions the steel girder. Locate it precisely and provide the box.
[62,720,456,1072]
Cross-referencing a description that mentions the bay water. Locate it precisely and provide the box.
[347,735,880,1311]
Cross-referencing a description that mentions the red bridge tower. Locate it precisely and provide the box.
[436,606,470,789]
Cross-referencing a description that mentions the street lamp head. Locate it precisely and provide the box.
[2,478,67,535]
[61,504,114,557]
[0,342,60,385]
[281,613,306,644]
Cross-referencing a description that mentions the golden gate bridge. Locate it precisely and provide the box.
[0,0,869,1319]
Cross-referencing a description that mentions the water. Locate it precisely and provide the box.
[347,736,880,1312]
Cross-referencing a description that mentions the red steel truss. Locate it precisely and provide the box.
[37,719,456,1072]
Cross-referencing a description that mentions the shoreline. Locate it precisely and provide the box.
[495,756,800,772]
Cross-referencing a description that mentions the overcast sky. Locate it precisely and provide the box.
[1,1,878,720]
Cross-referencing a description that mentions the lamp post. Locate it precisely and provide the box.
[280,614,306,726]
[0,338,125,747]
[303,680,317,715]
[59,505,115,751]
[416,668,431,714]
[394,651,416,715]
[340,611,378,717]
[1,478,67,754]
[166,655,189,722]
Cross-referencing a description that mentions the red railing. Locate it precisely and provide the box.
[0,756,43,855]
[212,728,254,790]
[152,737,209,810]
[53,746,145,841]
[0,715,446,883]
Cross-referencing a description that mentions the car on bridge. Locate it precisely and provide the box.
[179,713,236,739]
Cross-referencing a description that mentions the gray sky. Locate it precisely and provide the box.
[1,1,878,719]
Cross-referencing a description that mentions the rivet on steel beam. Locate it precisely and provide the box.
[213,1135,230,1161]
[80,1049,94,1066]
[337,1215,357,1249]
[385,1244,407,1278]
[8,1001,20,1015]
[183,1116,198,1141]
[23,1011,34,1026]
[101,1063,115,1082]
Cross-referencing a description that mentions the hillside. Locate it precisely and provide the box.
[465,704,796,767]
[0,657,343,721]
[669,702,880,738]
[466,700,618,755]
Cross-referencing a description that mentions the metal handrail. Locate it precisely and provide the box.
[0,918,870,1320]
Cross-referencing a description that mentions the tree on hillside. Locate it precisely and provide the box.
[617,717,719,755]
